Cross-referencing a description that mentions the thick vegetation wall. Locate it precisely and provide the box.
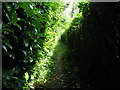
[2,2,120,89]
[61,2,120,88]
[2,2,65,88]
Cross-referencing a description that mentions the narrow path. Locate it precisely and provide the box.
[48,52,66,88]
[53,52,65,88]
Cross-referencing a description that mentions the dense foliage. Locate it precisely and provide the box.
[2,2,67,88]
[2,1,120,89]
[60,2,120,88]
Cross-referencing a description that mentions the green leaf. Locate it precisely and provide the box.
[5,12,10,21]
[30,58,33,62]
[30,46,32,51]
[23,87,29,89]
[3,38,12,50]
[23,60,28,63]
[12,35,18,42]
[31,75,34,80]
[19,3,33,17]
[23,39,29,47]
[33,19,41,29]
[3,28,14,34]
[8,52,15,59]
[22,50,27,56]
[11,77,18,80]
[11,22,22,30]
[24,72,29,82]
[2,45,7,52]
[6,3,12,12]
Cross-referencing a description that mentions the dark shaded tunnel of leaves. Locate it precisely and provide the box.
[2,2,120,89]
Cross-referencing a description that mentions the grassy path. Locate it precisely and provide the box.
[44,42,70,88]
[47,51,66,88]
[52,52,65,88]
